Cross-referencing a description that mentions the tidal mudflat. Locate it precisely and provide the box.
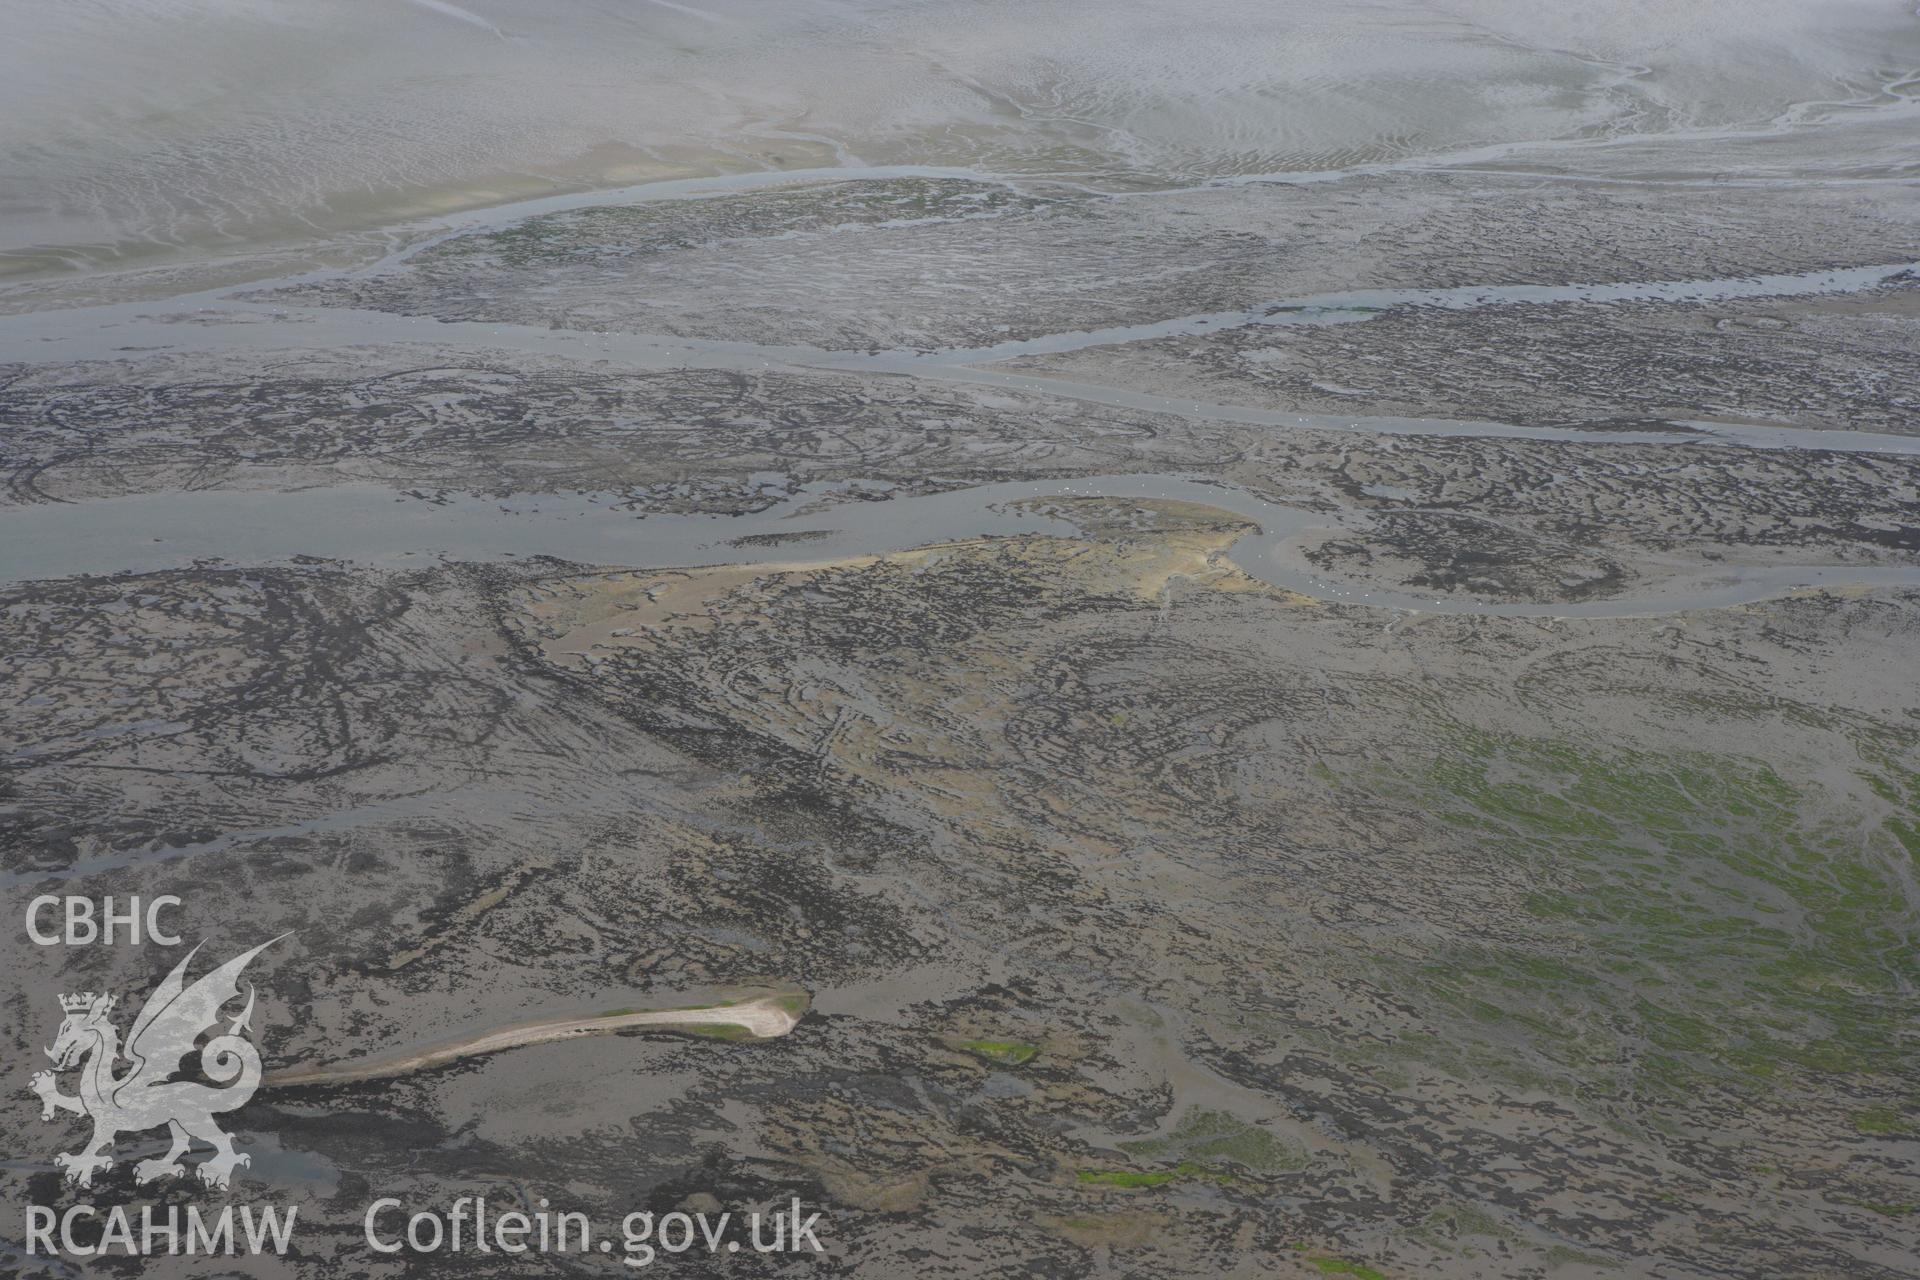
[3,5,1918,1279]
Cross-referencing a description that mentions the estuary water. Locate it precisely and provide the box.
[5,0,1918,278]
[5,473,1916,620]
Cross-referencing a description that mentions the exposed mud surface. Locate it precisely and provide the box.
[261,173,1920,362]
[1008,284,1920,436]
[3,151,1917,1280]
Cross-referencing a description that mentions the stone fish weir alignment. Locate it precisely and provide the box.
[263,990,808,1088]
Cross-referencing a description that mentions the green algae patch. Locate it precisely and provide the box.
[1852,1106,1912,1135]
[770,991,814,1017]
[1078,1168,1178,1188]
[961,1038,1040,1066]
[1834,1195,1917,1217]
[1352,725,1920,1098]
[1076,1160,1230,1189]
[1119,1107,1305,1173]
[680,1023,756,1041]
[1305,1257,1387,1279]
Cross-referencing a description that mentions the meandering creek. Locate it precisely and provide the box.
[5,473,1915,619]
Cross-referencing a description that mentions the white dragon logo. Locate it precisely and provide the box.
[30,936,286,1190]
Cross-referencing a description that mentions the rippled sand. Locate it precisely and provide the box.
[5,0,1917,277]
